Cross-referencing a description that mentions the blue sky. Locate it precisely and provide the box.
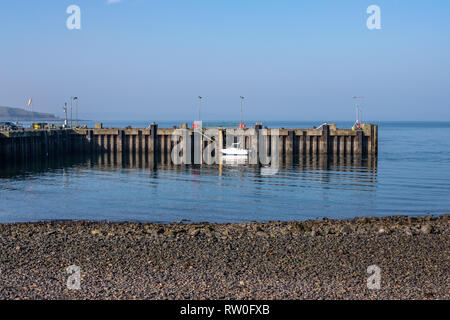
[0,0,449,121]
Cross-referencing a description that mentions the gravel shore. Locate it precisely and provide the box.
[0,215,448,300]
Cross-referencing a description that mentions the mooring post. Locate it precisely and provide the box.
[33,135,38,158]
[368,124,374,154]
[136,130,142,154]
[99,134,104,153]
[111,135,117,154]
[249,122,262,165]
[216,128,224,164]
[0,136,4,159]
[299,131,306,155]
[87,130,94,154]
[346,136,352,155]
[286,130,294,162]
[149,123,158,167]
[144,132,149,154]
[339,136,345,155]
[64,130,69,154]
[312,135,318,154]
[287,130,294,154]
[43,130,49,156]
[305,134,311,155]
[27,136,32,160]
[278,134,284,157]
[58,131,63,154]
[20,136,25,161]
[149,123,157,153]
[105,134,110,153]
[374,125,378,154]
[160,134,166,162]
[332,134,338,155]
[354,130,363,155]
[320,124,330,154]
[194,127,203,165]
[11,137,16,162]
[117,130,124,153]
[1,135,7,160]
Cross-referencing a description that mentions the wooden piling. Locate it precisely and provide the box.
[117,130,124,153]
[354,130,363,155]
[346,136,352,155]
[320,125,330,154]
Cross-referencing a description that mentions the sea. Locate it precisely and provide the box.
[0,121,449,223]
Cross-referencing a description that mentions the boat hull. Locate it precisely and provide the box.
[221,149,248,156]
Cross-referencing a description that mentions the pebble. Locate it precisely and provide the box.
[0,215,447,300]
[420,224,433,234]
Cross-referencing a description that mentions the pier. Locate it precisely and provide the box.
[0,123,378,164]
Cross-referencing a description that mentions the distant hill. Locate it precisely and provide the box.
[0,106,61,121]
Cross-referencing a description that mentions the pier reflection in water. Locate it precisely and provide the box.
[0,152,381,223]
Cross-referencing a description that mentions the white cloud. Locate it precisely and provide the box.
[107,0,121,4]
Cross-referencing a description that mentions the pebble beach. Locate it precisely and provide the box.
[0,215,448,300]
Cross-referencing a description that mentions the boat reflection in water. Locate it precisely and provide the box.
[221,154,249,166]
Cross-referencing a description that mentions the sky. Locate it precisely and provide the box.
[0,0,449,121]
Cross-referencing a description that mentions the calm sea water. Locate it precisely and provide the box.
[1,121,449,223]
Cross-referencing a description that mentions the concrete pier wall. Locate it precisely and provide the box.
[0,123,378,163]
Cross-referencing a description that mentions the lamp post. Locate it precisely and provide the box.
[63,103,68,128]
[70,96,78,128]
[352,96,364,125]
[240,96,245,128]
[198,96,202,121]
[70,98,73,128]
[74,97,78,127]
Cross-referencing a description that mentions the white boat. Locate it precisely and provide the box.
[221,143,248,156]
